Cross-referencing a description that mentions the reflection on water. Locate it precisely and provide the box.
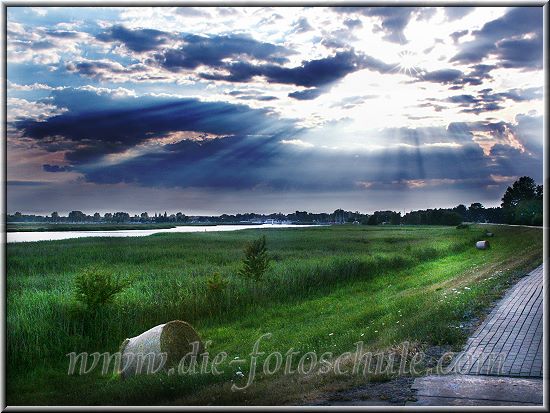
[7,224,319,243]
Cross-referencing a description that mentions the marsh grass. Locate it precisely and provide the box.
[6,224,543,405]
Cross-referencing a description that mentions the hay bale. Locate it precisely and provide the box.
[119,320,203,378]
[485,231,494,237]
[475,240,490,250]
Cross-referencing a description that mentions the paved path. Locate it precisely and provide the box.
[410,264,544,406]
[453,264,543,377]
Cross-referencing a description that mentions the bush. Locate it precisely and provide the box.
[238,235,271,282]
[73,266,129,310]
[206,272,228,293]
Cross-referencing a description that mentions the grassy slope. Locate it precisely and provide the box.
[6,225,542,405]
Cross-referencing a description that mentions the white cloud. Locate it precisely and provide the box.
[280,139,314,148]
[7,97,68,122]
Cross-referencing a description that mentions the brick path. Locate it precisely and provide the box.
[452,265,543,377]
[410,264,544,406]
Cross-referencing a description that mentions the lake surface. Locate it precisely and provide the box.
[7,224,318,243]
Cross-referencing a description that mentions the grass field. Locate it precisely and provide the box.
[6,224,543,405]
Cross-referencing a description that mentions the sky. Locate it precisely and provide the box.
[6,6,544,215]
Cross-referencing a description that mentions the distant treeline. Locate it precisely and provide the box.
[7,176,543,227]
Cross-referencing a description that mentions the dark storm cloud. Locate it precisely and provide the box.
[44,30,82,39]
[421,69,463,84]
[7,180,49,186]
[65,59,153,81]
[80,134,289,189]
[71,24,394,95]
[447,120,509,137]
[451,7,543,70]
[489,144,542,181]
[78,137,503,192]
[12,88,541,193]
[495,37,542,69]
[201,51,393,88]
[235,94,278,102]
[288,88,323,100]
[155,33,293,69]
[15,88,297,164]
[450,30,469,43]
[418,64,495,88]
[94,26,295,74]
[96,25,171,52]
[461,102,503,115]
[43,164,74,172]
[443,87,541,115]
[511,114,543,155]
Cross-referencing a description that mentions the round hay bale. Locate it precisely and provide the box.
[475,240,490,250]
[119,320,203,379]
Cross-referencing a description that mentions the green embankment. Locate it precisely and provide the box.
[6,225,542,405]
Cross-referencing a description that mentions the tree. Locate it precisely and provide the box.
[441,211,462,226]
[68,210,86,222]
[113,212,130,223]
[238,236,270,282]
[468,203,485,222]
[501,176,538,210]
[515,200,543,225]
[390,212,402,225]
[51,211,59,222]
[501,176,541,224]
[453,204,468,220]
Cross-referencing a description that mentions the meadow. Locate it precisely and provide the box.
[6,224,543,405]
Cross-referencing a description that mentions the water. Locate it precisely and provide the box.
[6,224,318,243]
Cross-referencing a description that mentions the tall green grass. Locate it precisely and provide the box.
[6,225,543,405]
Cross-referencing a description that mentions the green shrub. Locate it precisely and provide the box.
[206,272,229,292]
[238,235,271,282]
[73,266,129,309]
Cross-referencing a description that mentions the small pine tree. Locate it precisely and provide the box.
[73,266,129,310]
[238,235,270,282]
